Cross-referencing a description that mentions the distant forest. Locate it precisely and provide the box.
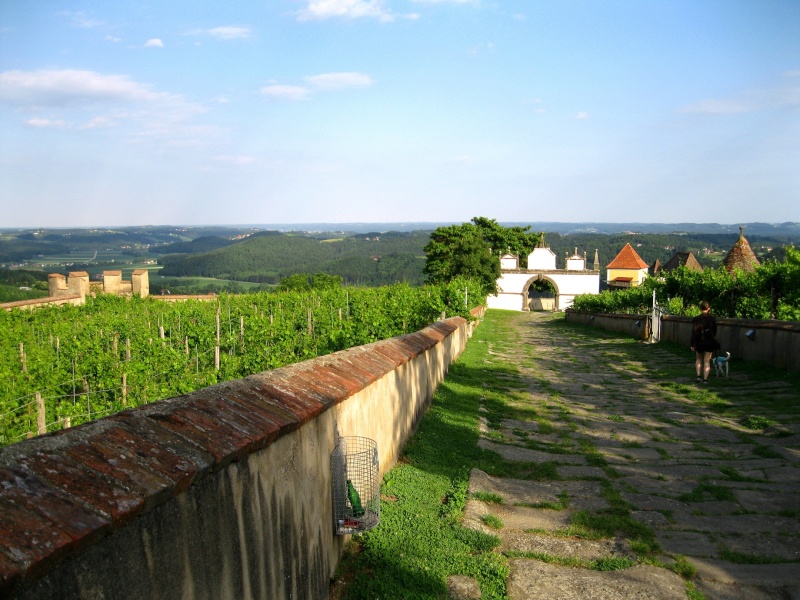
[157,231,429,286]
[2,224,798,290]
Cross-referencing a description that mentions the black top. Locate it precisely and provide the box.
[691,312,717,352]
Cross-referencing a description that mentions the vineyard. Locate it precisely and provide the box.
[0,279,484,446]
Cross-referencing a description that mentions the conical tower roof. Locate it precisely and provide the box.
[649,258,662,276]
[663,251,703,273]
[722,227,760,274]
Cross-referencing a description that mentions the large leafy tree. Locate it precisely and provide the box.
[423,217,540,295]
[471,217,540,266]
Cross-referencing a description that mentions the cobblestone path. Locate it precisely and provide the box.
[462,311,800,600]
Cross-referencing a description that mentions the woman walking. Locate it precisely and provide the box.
[690,300,717,384]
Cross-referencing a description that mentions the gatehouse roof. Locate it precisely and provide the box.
[606,243,648,270]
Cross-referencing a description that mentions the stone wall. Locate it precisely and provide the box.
[0,315,478,599]
[564,310,651,340]
[565,309,800,371]
[1,295,83,312]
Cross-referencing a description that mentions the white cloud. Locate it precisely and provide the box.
[573,111,590,120]
[144,38,164,48]
[186,25,254,40]
[297,0,395,22]
[0,69,176,107]
[304,72,374,91]
[260,84,310,100]
[25,117,70,129]
[106,35,122,42]
[210,25,253,40]
[0,69,210,144]
[261,72,373,101]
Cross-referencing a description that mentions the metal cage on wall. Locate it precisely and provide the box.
[331,436,380,535]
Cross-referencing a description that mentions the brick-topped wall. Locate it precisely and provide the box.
[0,316,476,599]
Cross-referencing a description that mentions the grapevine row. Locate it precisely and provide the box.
[0,279,484,446]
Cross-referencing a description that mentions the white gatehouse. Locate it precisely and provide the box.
[487,241,600,311]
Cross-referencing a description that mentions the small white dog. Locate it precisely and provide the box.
[713,352,731,377]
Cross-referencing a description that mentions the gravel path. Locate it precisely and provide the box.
[462,311,800,600]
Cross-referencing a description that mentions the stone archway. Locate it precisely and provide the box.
[522,274,560,311]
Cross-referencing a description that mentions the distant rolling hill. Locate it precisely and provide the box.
[157,230,429,285]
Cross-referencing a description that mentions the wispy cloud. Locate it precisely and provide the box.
[0,69,176,107]
[573,111,589,120]
[297,0,396,22]
[80,116,114,129]
[59,11,105,29]
[215,155,256,165]
[261,72,374,100]
[304,72,373,90]
[185,25,254,41]
[25,117,70,129]
[678,74,800,115]
[260,84,310,101]
[144,38,164,48]
[0,69,210,144]
[678,99,752,115]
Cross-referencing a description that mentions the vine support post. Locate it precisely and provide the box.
[84,378,90,420]
[71,359,77,406]
[19,343,26,373]
[126,338,131,362]
[35,392,46,435]
[122,373,127,406]
[215,310,221,371]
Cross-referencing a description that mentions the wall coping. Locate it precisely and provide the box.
[1,295,83,311]
[0,317,466,595]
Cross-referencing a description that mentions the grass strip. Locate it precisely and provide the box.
[333,311,524,599]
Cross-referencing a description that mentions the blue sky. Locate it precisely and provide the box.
[1,0,798,228]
